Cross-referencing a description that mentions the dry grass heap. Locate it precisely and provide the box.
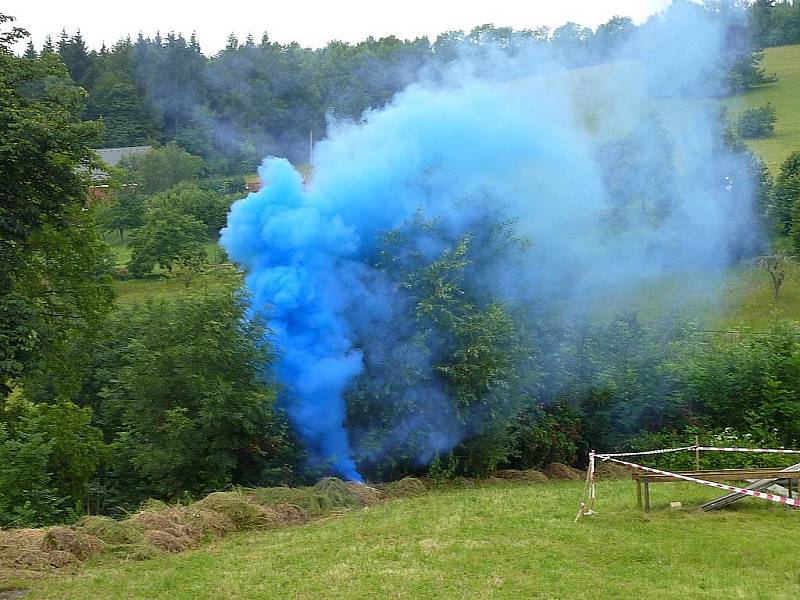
[0,471,560,585]
[545,463,584,480]
[312,477,361,508]
[493,469,550,483]
[385,477,428,498]
[595,461,632,479]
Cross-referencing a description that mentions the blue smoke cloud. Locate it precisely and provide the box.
[220,1,760,480]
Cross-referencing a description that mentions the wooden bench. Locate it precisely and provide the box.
[632,469,800,511]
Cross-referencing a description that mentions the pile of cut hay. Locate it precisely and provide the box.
[245,487,331,516]
[493,469,549,483]
[385,477,428,498]
[545,463,585,480]
[0,469,565,583]
[595,461,631,479]
[312,477,361,507]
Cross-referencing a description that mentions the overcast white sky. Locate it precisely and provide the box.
[7,0,673,55]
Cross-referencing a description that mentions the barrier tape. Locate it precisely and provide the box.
[697,446,800,454]
[597,446,800,459]
[601,456,800,508]
[596,446,696,458]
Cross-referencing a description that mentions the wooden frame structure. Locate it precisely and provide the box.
[633,468,800,512]
[575,444,800,520]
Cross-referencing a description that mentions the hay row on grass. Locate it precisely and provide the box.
[0,470,573,582]
[0,477,373,581]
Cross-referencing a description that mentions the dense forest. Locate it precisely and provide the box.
[3,1,800,529]
[19,2,796,170]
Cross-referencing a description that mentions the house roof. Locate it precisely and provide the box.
[90,146,153,181]
[94,146,152,167]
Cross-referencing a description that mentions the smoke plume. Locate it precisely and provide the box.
[220,1,761,480]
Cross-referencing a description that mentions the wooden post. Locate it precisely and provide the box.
[636,479,642,509]
[644,482,651,513]
[695,435,701,471]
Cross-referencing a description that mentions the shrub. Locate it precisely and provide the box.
[84,283,298,506]
[127,207,207,276]
[737,104,777,138]
[0,394,105,527]
[506,403,581,470]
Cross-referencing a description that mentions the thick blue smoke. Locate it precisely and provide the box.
[220,2,760,481]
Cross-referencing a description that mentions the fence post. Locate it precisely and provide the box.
[695,435,700,471]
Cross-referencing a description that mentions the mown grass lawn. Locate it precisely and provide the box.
[23,480,800,600]
[107,238,225,269]
[727,44,800,173]
[111,267,241,306]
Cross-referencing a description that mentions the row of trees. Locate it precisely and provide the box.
[19,6,774,172]
[1,17,296,526]
[750,0,800,47]
[765,151,800,248]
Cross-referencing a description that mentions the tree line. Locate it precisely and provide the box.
[750,0,800,47]
[18,6,777,172]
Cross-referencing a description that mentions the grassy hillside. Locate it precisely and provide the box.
[728,45,800,173]
[22,480,800,600]
[683,45,800,328]
[107,47,800,323]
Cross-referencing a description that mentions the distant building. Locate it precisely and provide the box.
[89,145,152,200]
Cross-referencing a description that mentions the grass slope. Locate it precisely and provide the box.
[728,45,800,173]
[24,480,800,600]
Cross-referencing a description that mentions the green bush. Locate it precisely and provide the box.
[682,321,800,447]
[128,207,207,276]
[506,403,581,470]
[737,103,777,139]
[623,428,796,472]
[83,283,299,506]
[0,392,106,527]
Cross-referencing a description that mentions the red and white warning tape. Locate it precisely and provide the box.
[596,446,695,458]
[597,446,800,459]
[697,446,800,454]
[601,456,800,508]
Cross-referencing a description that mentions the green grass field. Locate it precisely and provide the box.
[20,480,800,600]
[107,238,226,268]
[728,45,800,173]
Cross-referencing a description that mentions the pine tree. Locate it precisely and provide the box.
[23,39,37,59]
[41,34,54,55]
